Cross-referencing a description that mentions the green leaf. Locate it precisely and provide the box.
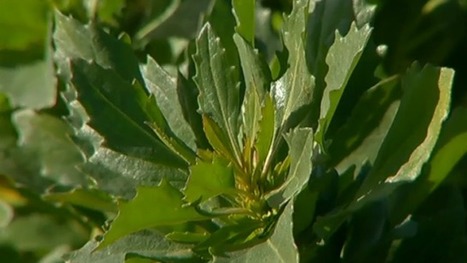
[0,61,56,110]
[314,64,454,240]
[98,180,206,249]
[184,156,236,203]
[134,0,212,44]
[193,23,242,162]
[329,76,400,174]
[390,187,467,263]
[195,217,264,256]
[70,60,186,167]
[272,0,314,128]
[53,11,143,84]
[43,188,117,213]
[176,72,209,148]
[255,95,276,167]
[390,106,467,223]
[352,0,378,26]
[0,214,87,251]
[305,0,355,125]
[0,36,56,109]
[0,200,13,228]
[233,34,271,98]
[232,0,255,44]
[362,64,453,188]
[202,115,238,163]
[234,33,272,151]
[0,110,86,192]
[81,147,187,200]
[143,57,197,151]
[214,202,298,262]
[315,22,372,148]
[67,230,202,263]
[0,0,49,54]
[266,128,314,208]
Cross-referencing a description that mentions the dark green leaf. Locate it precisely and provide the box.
[314,64,454,240]
[361,64,453,188]
[329,76,400,174]
[70,60,186,167]
[390,106,467,223]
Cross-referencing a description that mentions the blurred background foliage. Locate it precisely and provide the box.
[0,0,466,262]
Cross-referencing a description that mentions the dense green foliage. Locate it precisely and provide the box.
[0,0,466,262]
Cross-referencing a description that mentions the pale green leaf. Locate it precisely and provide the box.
[0,110,87,192]
[184,157,236,203]
[0,59,56,109]
[232,0,255,44]
[234,34,271,98]
[266,128,313,208]
[143,57,196,151]
[214,202,298,263]
[0,214,87,251]
[43,188,117,213]
[305,0,355,125]
[0,200,13,228]
[272,0,314,128]
[240,85,261,152]
[82,147,187,200]
[67,231,202,263]
[352,0,377,27]
[53,11,143,84]
[315,22,372,148]
[193,23,242,161]
[234,33,272,150]
[99,180,206,249]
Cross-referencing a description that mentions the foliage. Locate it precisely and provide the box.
[0,0,466,262]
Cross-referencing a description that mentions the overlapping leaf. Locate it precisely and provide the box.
[193,23,242,162]
[213,202,298,263]
[70,60,186,167]
[99,180,207,249]
[272,0,314,129]
[266,128,314,208]
[142,57,196,151]
[67,230,202,263]
[184,157,236,203]
[314,64,453,240]
[315,22,372,148]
